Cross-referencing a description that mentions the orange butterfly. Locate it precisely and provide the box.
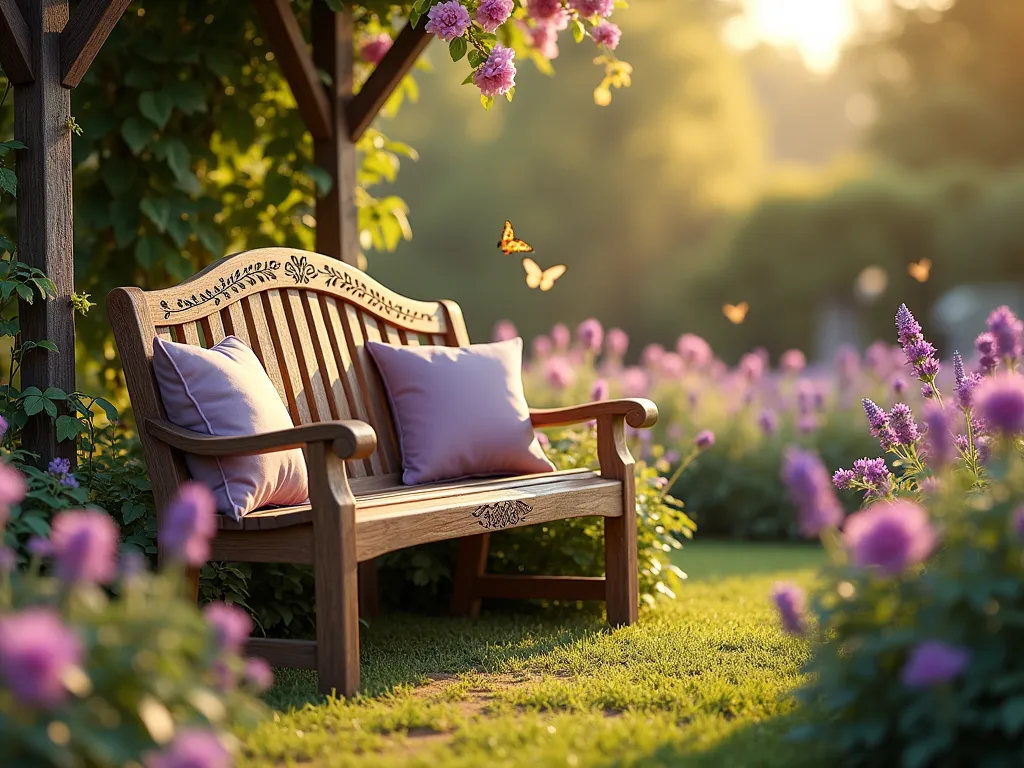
[523,258,566,291]
[908,259,931,283]
[497,219,534,254]
[722,302,749,324]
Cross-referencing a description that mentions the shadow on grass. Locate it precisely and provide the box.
[265,609,607,709]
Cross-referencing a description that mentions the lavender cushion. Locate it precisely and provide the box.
[366,338,555,485]
[152,336,308,521]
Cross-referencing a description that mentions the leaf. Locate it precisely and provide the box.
[56,415,83,442]
[165,81,207,115]
[1002,696,1024,734]
[94,397,119,423]
[138,91,174,130]
[21,395,49,416]
[323,0,343,9]
[468,49,487,68]
[166,217,191,249]
[122,502,147,524]
[0,168,17,198]
[449,37,468,62]
[42,388,67,401]
[163,139,192,181]
[194,221,225,256]
[0,233,14,254]
[572,19,586,43]
[134,236,164,269]
[140,197,171,232]
[301,164,334,196]
[462,72,475,85]
[480,94,494,110]
[36,340,58,352]
[120,116,155,155]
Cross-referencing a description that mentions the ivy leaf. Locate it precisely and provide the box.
[140,198,171,233]
[449,37,468,62]
[301,164,334,196]
[94,397,119,423]
[0,140,26,157]
[0,168,17,198]
[121,116,155,155]
[134,236,164,268]
[122,501,148,524]
[165,81,207,115]
[138,91,174,130]
[166,217,192,249]
[21,394,51,417]
[461,72,475,86]
[0,233,14,254]
[56,415,84,442]
[163,139,192,182]
[194,221,225,256]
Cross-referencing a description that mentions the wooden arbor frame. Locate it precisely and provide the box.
[0,0,431,463]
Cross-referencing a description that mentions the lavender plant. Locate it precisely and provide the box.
[0,465,268,767]
[773,303,1024,767]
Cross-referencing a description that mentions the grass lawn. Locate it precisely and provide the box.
[242,541,826,767]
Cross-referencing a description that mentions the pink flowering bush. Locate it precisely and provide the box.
[772,303,1024,766]
[0,474,267,767]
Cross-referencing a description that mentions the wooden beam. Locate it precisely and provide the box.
[14,0,76,466]
[346,22,430,142]
[312,2,358,264]
[0,0,34,84]
[252,0,333,141]
[59,0,132,88]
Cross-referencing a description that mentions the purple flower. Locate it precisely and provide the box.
[835,345,860,387]
[0,607,82,708]
[146,729,231,768]
[861,398,896,450]
[532,334,553,358]
[160,482,217,566]
[531,22,560,59]
[244,657,274,692]
[529,0,563,22]
[591,21,621,49]
[832,468,855,489]
[1012,506,1024,539]
[892,376,907,396]
[900,641,970,689]
[659,353,684,379]
[474,45,517,98]
[569,0,615,17]
[676,334,712,368]
[642,343,665,367]
[844,501,936,576]
[695,430,715,449]
[976,331,999,374]
[544,356,576,390]
[758,409,778,436]
[771,582,806,636]
[0,415,7,439]
[953,351,981,410]
[851,457,893,499]
[61,474,80,489]
[492,319,518,342]
[782,448,843,537]
[605,328,628,358]
[27,536,52,557]
[896,304,940,381]
[204,602,253,654]
[424,1,471,41]
[895,303,922,346]
[987,305,1023,361]
[888,403,920,446]
[359,33,392,65]
[865,340,893,378]
[475,0,514,32]
[622,367,647,397]
[796,380,815,415]
[0,462,27,528]
[738,353,765,383]
[780,349,806,375]
[591,379,609,401]
[975,374,1024,435]
[922,383,935,399]
[798,414,819,434]
[48,457,71,475]
[921,403,953,467]
[551,323,571,350]
[576,318,604,353]
[50,510,120,585]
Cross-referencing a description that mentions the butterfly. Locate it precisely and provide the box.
[908,259,931,283]
[722,302,749,324]
[497,219,534,254]
[523,257,566,291]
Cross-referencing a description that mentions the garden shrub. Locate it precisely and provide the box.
[774,303,1024,767]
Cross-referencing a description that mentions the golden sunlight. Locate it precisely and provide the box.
[724,0,858,72]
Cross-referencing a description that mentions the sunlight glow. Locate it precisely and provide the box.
[724,0,857,72]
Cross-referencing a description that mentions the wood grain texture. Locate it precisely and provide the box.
[474,575,607,602]
[313,3,359,264]
[531,399,659,430]
[308,440,361,697]
[346,20,431,142]
[246,637,317,670]
[211,526,314,563]
[144,248,446,333]
[15,0,74,465]
[450,533,489,618]
[59,0,131,87]
[0,0,33,83]
[598,415,639,626]
[251,0,332,140]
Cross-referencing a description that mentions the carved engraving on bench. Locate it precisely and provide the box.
[472,500,532,530]
[318,266,433,323]
[159,260,281,318]
[285,254,318,285]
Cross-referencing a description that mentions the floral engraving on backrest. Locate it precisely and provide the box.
[472,500,532,530]
[319,266,433,324]
[285,254,318,285]
[158,260,281,319]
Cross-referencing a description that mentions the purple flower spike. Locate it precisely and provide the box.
[861,398,896,450]
[160,483,217,567]
[771,582,807,636]
[922,383,935,399]
[900,641,969,689]
[590,379,609,401]
[782,448,843,537]
[832,469,856,490]
[780,349,806,375]
[492,320,517,342]
[551,323,571,350]
[576,318,604,353]
[244,657,274,692]
[851,457,893,499]
[895,303,922,346]
[975,374,1024,436]
[888,403,920,446]
[986,305,1023,361]
[758,409,778,436]
[48,457,71,476]
[896,303,940,381]
[50,510,120,585]
[976,331,999,374]
[953,351,981,410]
[203,602,253,655]
[695,430,715,450]
[892,376,907,396]
[844,501,937,576]
[146,729,231,768]
[605,328,629,358]
[0,607,83,708]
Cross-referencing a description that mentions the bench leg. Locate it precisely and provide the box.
[451,533,490,617]
[358,559,380,619]
[598,415,639,626]
[308,442,360,697]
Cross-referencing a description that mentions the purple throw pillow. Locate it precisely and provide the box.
[152,336,309,521]
[366,338,555,485]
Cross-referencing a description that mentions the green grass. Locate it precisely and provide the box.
[242,542,827,767]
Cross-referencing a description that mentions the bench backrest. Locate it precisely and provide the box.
[108,248,470,510]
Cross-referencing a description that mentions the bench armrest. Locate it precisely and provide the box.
[145,418,378,461]
[529,398,658,430]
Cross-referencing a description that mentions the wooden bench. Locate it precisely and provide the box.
[108,248,657,696]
